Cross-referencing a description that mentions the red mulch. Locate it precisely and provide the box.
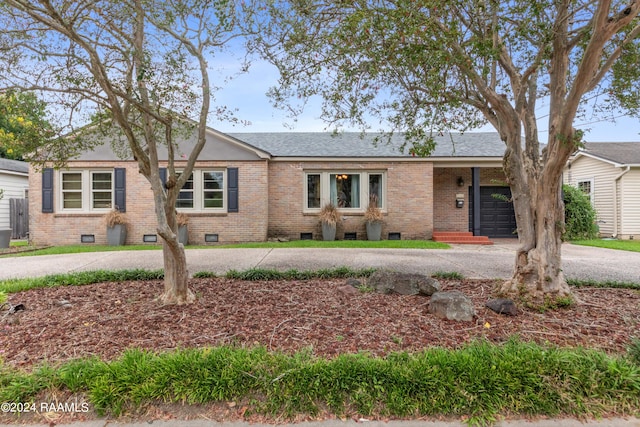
[2,277,639,369]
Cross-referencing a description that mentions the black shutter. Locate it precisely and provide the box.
[114,168,126,212]
[159,168,167,189]
[227,167,238,213]
[42,168,54,213]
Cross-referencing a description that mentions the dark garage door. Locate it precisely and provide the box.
[469,186,517,238]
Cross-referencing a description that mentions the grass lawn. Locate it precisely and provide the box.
[1,239,449,257]
[571,239,640,252]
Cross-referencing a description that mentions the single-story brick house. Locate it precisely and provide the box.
[564,142,640,239]
[29,129,518,246]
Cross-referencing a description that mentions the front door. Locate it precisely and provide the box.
[469,186,517,238]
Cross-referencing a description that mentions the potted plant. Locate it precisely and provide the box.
[177,212,189,245]
[319,202,339,241]
[104,209,128,246]
[0,189,10,249]
[364,198,384,241]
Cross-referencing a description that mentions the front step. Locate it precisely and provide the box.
[433,231,494,245]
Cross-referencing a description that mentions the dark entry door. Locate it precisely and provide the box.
[469,186,517,238]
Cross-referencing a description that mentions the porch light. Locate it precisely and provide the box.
[457,177,465,187]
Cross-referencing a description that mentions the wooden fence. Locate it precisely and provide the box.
[9,198,28,239]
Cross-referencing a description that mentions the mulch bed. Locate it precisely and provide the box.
[2,277,639,369]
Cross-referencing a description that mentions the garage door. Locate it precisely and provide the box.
[469,186,517,238]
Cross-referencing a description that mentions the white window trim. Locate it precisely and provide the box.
[577,178,595,204]
[176,169,227,212]
[59,170,114,213]
[303,170,387,213]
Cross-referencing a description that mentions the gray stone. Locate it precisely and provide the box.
[368,270,441,296]
[485,298,519,316]
[429,291,476,321]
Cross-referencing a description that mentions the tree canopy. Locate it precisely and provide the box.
[0,0,252,304]
[253,0,640,301]
[0,91,54,160]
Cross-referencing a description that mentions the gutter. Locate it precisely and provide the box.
[613,166,631,238]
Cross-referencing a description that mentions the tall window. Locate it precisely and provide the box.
[176,170,226,211]
[203,171,224,208]
[91,172,113,209]
[305,171,386,210]
[62,172,82,209]
[578,179,594,204]
[177,173,194,208]
[331,174,360,208]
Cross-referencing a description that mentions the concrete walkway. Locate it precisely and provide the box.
[0,242,639,283]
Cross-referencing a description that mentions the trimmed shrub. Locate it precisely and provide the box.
[563,184,598,240]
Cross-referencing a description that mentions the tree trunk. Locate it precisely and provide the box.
[158,236,195,305]
[500,141,573,304]
[154,178,195,305]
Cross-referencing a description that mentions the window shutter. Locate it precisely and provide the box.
[114,168,126,212]
[42,168,54,213]
[159,168,167,189]
[227,167,238,213]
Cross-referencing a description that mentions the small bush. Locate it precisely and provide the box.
[563,184,598,240]
[432,271,464,280]
[104,209,128,228]
[628,338,640,366]
[318,203,339,226]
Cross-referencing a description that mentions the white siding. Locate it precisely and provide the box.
[619,169,640,239]
[0,171,29,229]
[564,156,619,237]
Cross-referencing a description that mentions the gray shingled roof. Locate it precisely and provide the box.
[0,158,29,174]
[580,142,640,165]
[229,132,506,158]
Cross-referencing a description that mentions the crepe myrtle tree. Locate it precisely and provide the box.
[252,0,640,303]
[0,0,252,304]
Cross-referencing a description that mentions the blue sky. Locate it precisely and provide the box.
[213,59,640,142]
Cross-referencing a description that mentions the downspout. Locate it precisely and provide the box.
[613,166,631,238]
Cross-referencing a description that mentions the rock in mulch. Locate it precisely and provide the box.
[429,291,476,321]
[368,270,441,296]
[485,298,519,316]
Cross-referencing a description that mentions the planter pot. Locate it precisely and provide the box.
[366,221,382,241]
[321,222,336,241]
[107,224,127,246]
[178,225,188,245]
[0,228,11,248]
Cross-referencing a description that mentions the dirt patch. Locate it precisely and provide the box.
[2,278,639,369]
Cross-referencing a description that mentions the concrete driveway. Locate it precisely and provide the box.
[0,242,638,283]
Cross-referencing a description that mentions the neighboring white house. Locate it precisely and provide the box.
[0,158,29,232]
[564,142,640,240]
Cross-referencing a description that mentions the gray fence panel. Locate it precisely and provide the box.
[9,198,29,239]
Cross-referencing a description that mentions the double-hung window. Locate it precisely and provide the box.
[60,170,114,211]
[577,179,594,204]
[177,169,226,211]
[305,171,385,211]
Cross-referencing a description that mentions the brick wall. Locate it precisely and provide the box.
[433,167,507,232]
[267,161,434,240]
[29,161,269,246]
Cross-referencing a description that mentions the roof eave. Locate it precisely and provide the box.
[209,128,272,159]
